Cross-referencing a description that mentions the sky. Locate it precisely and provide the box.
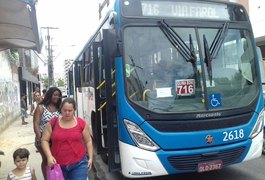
[35,0,100,75]
[249,0,265,38]
[34,0,265,76]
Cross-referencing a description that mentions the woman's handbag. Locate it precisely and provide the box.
[46,163,64,180]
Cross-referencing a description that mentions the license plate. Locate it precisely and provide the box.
[198,160,223,173]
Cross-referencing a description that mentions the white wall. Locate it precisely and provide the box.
[0,50,20,132]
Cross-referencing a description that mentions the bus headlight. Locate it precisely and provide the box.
[250,110,264,139]
[124,119,160,151]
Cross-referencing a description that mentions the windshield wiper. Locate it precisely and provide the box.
[128,55,143,70]
[203,35,212,85]
[189,34,199,81]
[203,22,229,85]
[210,22,229,58]
[158,20,197,64]
[128,55,144,90]
[158,20,197,76]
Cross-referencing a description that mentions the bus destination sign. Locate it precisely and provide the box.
[141,1,229,20]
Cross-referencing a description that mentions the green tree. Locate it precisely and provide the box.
[41,77,49,89]
[56,78,65,87]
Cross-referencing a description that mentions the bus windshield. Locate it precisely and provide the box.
[124,26,258,113]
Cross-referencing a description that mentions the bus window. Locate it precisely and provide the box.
[124,26,198,112]
[199,28,258,109]
[124,26,258,112]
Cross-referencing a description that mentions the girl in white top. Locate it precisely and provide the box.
[7,148,36,180]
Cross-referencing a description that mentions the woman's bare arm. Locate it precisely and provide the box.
[83,125,93,169]
[31,167,37,180]
[33,104,43,140]
[41,123,56,166]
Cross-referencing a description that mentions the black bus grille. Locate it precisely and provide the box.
[168,146,246,171]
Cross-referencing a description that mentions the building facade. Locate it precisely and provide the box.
[0,0,41,131]
[64,58,74,88]
[0,50,20,132]
[0,48,40,132]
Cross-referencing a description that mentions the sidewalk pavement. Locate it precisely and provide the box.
[0,115,42,179]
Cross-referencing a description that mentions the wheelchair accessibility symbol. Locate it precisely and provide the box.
[209,93,222,109]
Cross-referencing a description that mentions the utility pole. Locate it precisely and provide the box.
[41,27,58,87]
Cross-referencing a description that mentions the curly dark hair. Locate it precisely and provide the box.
[13,148,30,161]
[40,87,62,109]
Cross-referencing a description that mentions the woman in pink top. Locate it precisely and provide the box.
[41,98,93,180]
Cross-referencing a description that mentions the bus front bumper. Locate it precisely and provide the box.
[119,131,262,178]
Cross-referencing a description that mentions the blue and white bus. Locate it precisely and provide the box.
[67,0,264,178]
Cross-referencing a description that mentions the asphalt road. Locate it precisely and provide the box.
[1,116,264,180]
[92,152,265,180]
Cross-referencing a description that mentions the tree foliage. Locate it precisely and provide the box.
[56,78,65,87]
[41,77,49,89]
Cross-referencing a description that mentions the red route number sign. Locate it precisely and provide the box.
[176,79,195,96]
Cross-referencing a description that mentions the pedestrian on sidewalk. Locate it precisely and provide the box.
[32,92,43,115]
[7,148,37,180]
[42,89,47,99]
[41,98,93,180]
[33,87,62,179]
[21,94,29,125]
[30,87,40,116]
